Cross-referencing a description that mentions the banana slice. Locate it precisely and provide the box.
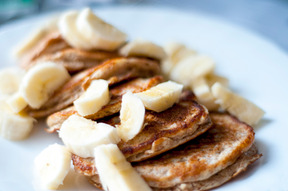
[76,8,127,51]
[13,16,59,58]
[191,77,219,111]
[119,39,166,60]
[0,67,25,96]
[211,82,265,126]
[169,55,215,86]
[161,42,197,76]
[13,28,48,58]
[58,11,92,50]
[0,99,34,141]
[94,144,152,191]
[206,73,229,87]
[117,91,145,142]
[34,144,71,190]
[74,79,110,116]
[136,81,183,112]
[59,115,120,158]
[7,92,28,113]
[20,61,70,109]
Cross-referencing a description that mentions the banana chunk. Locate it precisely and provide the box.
[0,67,25,96]
[76,8,127,51]
[34,144,71,190]
[58,11,92,50]
[7,92,28,113]
[59,115,120,158]
[20,61,70,109]
[136,81,183,112]
[211,82,265,126]
[117,91,145,142]
[170,55,215,86]
[0,98,34,141]
[191,77,219,111]
[206,73,229,87]
[74,79,110,116]
[120,39,166,60]
[94,144,152,191]
[161,42,197,76]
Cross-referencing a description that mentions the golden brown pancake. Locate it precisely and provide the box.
[72,113,260,190]
[26,57,161,118]
[20,31,70,68]
[32,48,119,73]
[71,90,212,164]
[46,76,164,133]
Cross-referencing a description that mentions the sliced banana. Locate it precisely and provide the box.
[34,144,71,190]
[94,144,152,191]
[76,8,127,51]
[191,77,219,111]
[58,11,92,50]
[20,61,70,109]
[119,39,166,60]
[0,99,34,141]
[136,81,183,112]
[7,92,28,113]
[0,67,25,96]
[117,91,145,142]
[59,115,120,158]
[74,79,110,116]
[161,42,197,76]
[169,55,215,86]
[206,73,229,87]
[211,82,265,126]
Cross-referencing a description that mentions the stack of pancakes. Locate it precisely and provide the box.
[22,32,261,190]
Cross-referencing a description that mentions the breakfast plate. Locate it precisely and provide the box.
[0,6,288,191]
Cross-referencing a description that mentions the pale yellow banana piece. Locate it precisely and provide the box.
[76,8,127,51]
[0,99,34,141]
[59,115,120,158]
[170,55,215,86]
[7,92,28,113]
[74,79,110,116]
[120,39,166,60]
[34,144,71,190]
[206,73,229,87]
[0,67,25,96]
[190,77,219,111]
[211,82,265,126]
[117,91,145,142]
[136,81,183,112]
[94,144,152,191]
[20,61,70,109]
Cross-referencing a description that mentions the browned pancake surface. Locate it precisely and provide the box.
[73,113,258,191]
[46,76,163,132]
[27,57,161,118]
[34,48,119,73]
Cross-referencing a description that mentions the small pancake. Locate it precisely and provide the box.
[27,57,161,118]
[33,48,119,73]
[46,76,163,133]
[20,31,70,68]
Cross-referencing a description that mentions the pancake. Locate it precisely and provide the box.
[46,76,164,133]
[20,31,70,69]
[33,48,119,74]
[72,90,212,164]
[26,57,161,118]
[72,113,260,190]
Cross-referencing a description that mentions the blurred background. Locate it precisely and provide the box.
[0,0,288,52]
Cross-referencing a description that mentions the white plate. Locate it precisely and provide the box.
[1,6,288,191]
